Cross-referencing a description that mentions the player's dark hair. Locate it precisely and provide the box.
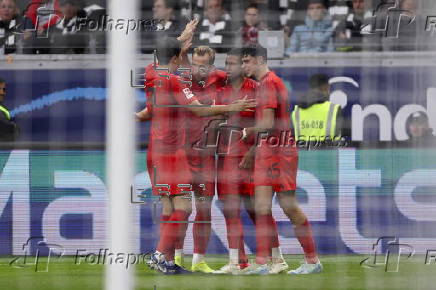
[227,48,242,58]
[242,44,267,61]
[160,0,178,10]
[0,78,5,84]
[155,37,181,65]
[307,0,326,8]
[309,74,329,89]
[245,3,258,11]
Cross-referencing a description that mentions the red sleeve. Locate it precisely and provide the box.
[26,0,62,28]
[260,79,278,110]
[25,0,42,25]
[170,76,198,106]
[44,0,62,29]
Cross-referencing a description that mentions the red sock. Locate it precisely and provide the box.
[193,206,211,254]
[255,214,271,265]
[294,219,318,264]
[157,210,189,261]
[175,222,188,250]
[238,231,248,264]
[225,217,242,249]
[269,215,280,248]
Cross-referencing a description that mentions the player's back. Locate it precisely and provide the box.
[145,66,195,154]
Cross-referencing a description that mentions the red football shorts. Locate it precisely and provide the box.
[217,156,254,199]
[254,146,298,193]
[186,148,216,197]
[147,148,193,196]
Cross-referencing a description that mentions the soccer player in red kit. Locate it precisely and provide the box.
[240,44,322,275]
[175,46,227,273]
[212,48,258,274]
[136,37,256,274]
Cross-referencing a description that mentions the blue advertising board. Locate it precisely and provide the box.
[0,65,435,142]
[1,148,435,256]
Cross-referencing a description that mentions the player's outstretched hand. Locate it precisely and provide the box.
[178,19,199,43]
[228,96,256,112]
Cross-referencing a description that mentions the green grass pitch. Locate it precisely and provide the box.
[1,255,435,290]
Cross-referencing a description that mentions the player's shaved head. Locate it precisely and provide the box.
[155,37,181,65]
[227,48,242,61]
[225,48,243,81]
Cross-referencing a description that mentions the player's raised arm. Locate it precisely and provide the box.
[177,19,199,65]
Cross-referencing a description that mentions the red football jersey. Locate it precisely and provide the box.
[185,69,227,152]
[218,77,258,157]
[256,71,292,138]
[144,64,197,154]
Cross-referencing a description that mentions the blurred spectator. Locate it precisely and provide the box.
[22,0,63,54]
[194,0,233,53]
[0,0,23,54]
[380,0,433,51]
[328,0,352,28]
[141,0,185,53]
[240,4,267,46]
[248,0,286,30]
[24,0,63,32]
[286,0,334,54]
[50,0,88,54]
[403,112,436,148]
[0,78,19,142]
[191,0,232,19]
[334,0,366,51]
[81,3,105,53]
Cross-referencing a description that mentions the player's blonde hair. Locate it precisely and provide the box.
[193,46,216,65]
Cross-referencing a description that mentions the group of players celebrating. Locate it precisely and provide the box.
[136,20,322,275]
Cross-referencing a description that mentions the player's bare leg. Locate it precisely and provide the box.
[276,191,322,274]
[191,194,214,273]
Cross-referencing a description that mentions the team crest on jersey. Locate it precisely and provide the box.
[183,88,194,99]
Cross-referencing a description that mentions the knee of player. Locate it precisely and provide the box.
[173,195,193,214]
[255,204,272,215]
[277,191,299,211]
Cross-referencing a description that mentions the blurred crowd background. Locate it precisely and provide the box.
[1,0,436,55]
